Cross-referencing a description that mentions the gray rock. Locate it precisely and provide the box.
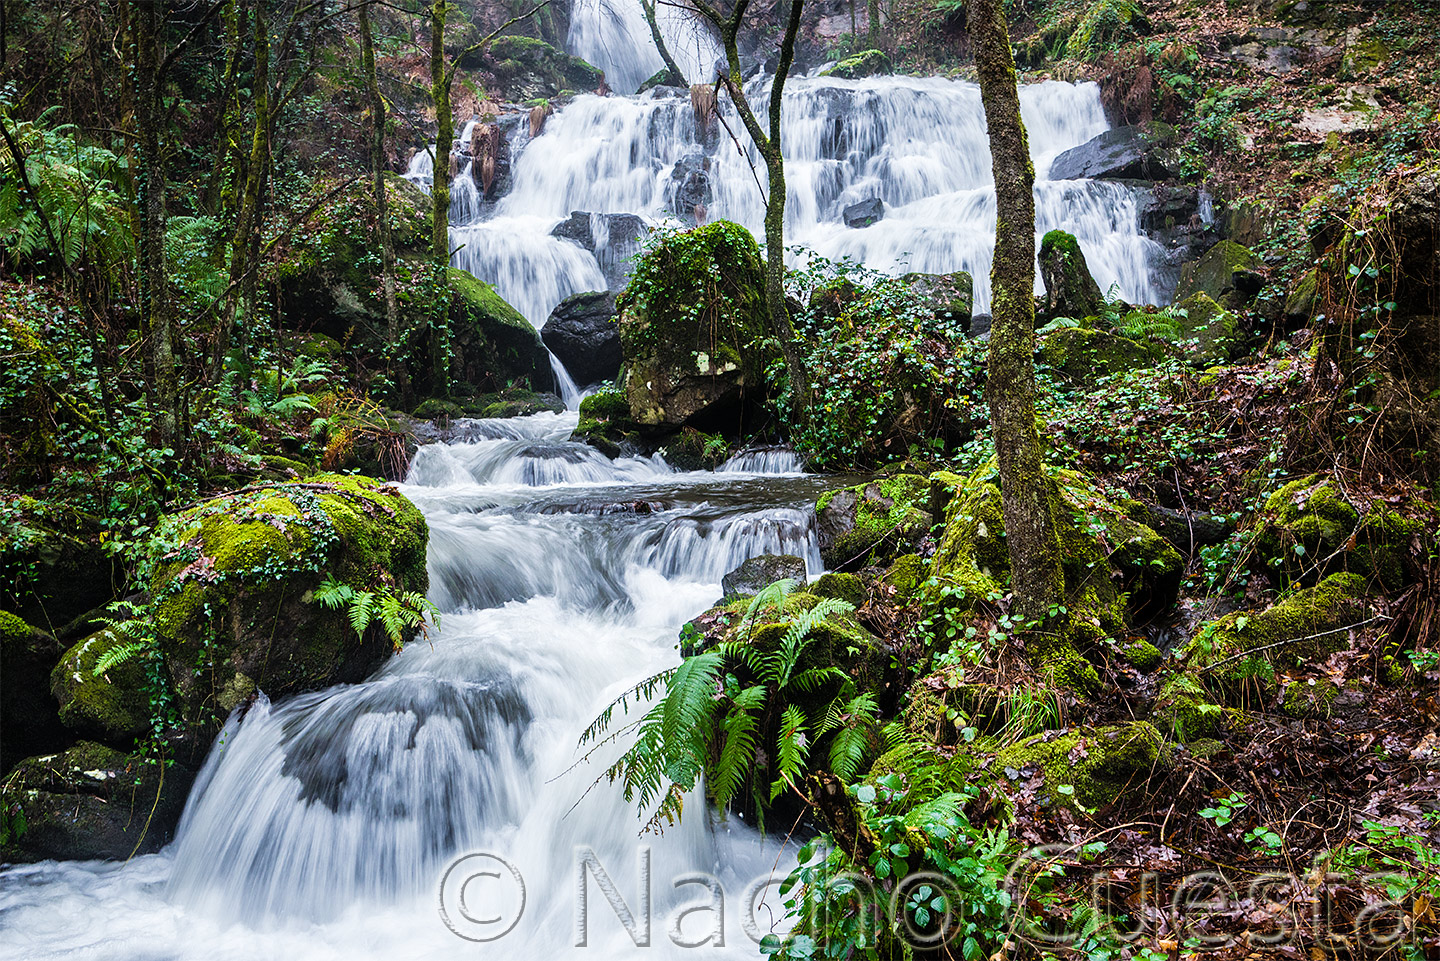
[670,152,714,225]
[722,554,808,598]
[1048,123,1179,182]
[550,212,651,290]
[542,291,620,386]
[842,197,884,228]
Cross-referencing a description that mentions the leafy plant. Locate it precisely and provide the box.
[313,573,439,652]
[1198,790,1248,828]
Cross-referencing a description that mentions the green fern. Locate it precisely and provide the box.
[312,574,438,652]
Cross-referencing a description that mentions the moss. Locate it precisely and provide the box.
[48,628,151,743]
[819,474,932,570]
[811,572,867,607]
[1037,326,1162,380]
[1175,240,1264,312]
[1279,678,1340,718]
[1119,637,1163,671]
[1153,674,1224,741]
[0,609,30,647]
[1180,572,1370,703]
[996,721,1168,809]
[1284,269,1318,322]
[821,49,893,79]
[1038,229,1105,319]
[413,398,465,420]
[1174,293,1240,363]
[149,475,429,727]
[882,554,927,597]
[1341,34,1388,77]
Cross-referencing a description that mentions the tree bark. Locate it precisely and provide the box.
[971,0,1065,631]
[132,0,179,449]
[641,0,686,87]
[429,0,452,397]
[360,0,404,397]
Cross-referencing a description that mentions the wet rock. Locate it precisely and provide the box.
[722,554,808,598]
[1048,122,1178,181]
[1038,229,1106,319]
[669,152,714,225]
[50,628,151,745]
[543,291,620,386]
[842,197,884,228]
[821,49,892,79]
[443,268,555,394]
[550,212,651,290]
[0,742,196,862]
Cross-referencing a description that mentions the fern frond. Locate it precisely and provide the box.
[771,704,811,801]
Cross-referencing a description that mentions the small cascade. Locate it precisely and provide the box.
[720,447,806,474]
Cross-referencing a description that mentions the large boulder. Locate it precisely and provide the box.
[669,151,714,225]
[550,212,651,291]
[1173,292,1240,363]
[542,291,620,386]
[1047,123,1177,181]
[1038,230,1106,319]
[901,270,974,326]
[816,475,932,572]
[842,198,884,228]
[1038,324,1162,380]
[0,497,119,635]
[149,475,429,729]
[50,627,151,744]
[0,741,195,863]
[1,611,68,772]
[617,221,777,432]
[722,554,808,598]
[441,268,554,395]
[1175,240,1266,312]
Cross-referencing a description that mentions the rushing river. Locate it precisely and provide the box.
[0,412,835,960]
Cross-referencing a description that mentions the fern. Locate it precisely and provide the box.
[311,573,438,652]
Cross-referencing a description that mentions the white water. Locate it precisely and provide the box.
[568,0,723,94]
[439,70,1162,333]
[0,411,829,960]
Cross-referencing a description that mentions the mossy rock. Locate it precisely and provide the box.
[1174,293,1240,363]
[1177,572,1370,703]
[484,37,603,99]
[149,474,429,729]
[1283,269,1318,326]
[821,49,893,79]
[0,741,195,862]
[1118,637,1163,671]
[926,462,1181,690]
[259,454,313,479]
[0,311,63,482]
[444,268,553,395]
[881,554,927,597]
[1175,240,1266,312]
[1152,674,1224,741]
[0,496,119,633]
[1279,678,1341,718]
[1038,325,1162,381]
[413,398,466,420]
[662,428,730,471]
[996,721,1169,809]
[1038,230,1105,320]
[1,610,68,772]
[573,387,643,456]
[815,474,932,571]
[49,628,152,745]
[1341,33,1388,78]
[811,572,867,607]
[617,221,776,433]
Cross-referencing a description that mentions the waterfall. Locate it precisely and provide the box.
[441,73,1162,340]
[0,411,835,959]
[567,0,723,94]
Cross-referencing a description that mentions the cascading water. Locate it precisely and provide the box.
[441,68,1164,337]
[0,411,832,960]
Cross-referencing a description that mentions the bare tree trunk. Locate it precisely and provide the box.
[429,0,452,397]
[133,0,178,449]
[360,0,404,398]
[971,0,1066,636]
[641,0,686,86]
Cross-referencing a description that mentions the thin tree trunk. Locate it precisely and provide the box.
[866,0,879,47]
[429,0,451,397]
[971,0,1065,635]
[641,0,686,86]
[205,0,244,214]
[133,0,178,449]
[360,0,403,397]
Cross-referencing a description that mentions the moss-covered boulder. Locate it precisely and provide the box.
[0,496,119,634]
[0,309,63,484]
[997,721,1169,809]
[881,554,927,597]
[811,572,868,607]
[50,628,151,744]
[1254,475,1429,589]
[481,37,603,100]
[816,474,932,572]
[1176,572,1370,703]
[440,269,553,396]
[1038,230,1106,320]
[1174,292,1240,363]
[617,222,777,433]
[821,49,893,79]
[927,463,1182,689]
[1175,240,1266,312]
[0,741,195,862]
[149,475,429,728]
[1,611,67,772]
[572,386,643,456]
[1283,269,1319,327]
[901,270,974,326]
[1152,674,1225,742]
[1038,324,1162,381]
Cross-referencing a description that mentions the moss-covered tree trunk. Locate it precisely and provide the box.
[132,0,178,448]
[971,0,1067,636]
[429,0,452,397]
[707,0,809,413]
[360,0,404,398]
[641,0,686,87]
